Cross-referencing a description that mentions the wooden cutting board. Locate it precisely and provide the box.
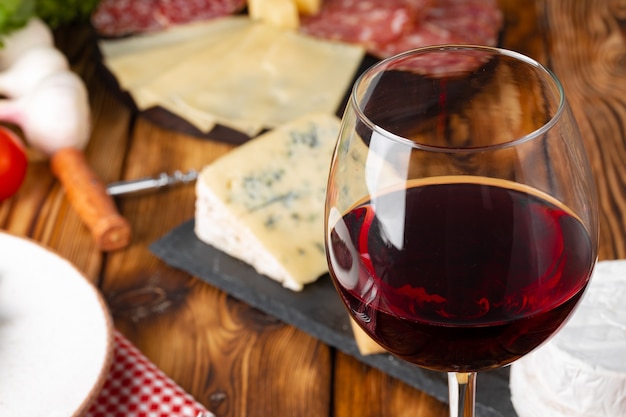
[151,219,517,417]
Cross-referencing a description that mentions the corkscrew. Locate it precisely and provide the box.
[106,169,198,196]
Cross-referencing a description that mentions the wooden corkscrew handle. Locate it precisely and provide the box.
[50,147,131,251]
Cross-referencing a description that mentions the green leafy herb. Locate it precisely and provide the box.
[35,0,101,29]
[0,0,35,38]
[0,0,100,41]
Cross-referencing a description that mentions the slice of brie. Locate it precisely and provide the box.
[194,113,340,291]
[510,260,626,417]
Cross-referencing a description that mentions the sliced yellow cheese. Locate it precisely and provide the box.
[350,318,386,355]
[195,113,340,291]
[248,0,300,30]
[99,16,250,90]
[129,22,253,111]
[134,21,364,136]
[294,0,322,15]
[100,16,364,137]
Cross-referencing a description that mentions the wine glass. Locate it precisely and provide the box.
[324,45,598,417]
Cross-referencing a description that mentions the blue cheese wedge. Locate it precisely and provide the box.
[194,113,340,291]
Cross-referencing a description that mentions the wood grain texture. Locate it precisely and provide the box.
[499,0,548,62]
[95,114,333,417]
[541,0,626,260]
[334,353,448,417]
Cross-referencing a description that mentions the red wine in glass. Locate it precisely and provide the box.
[327,176,594,373]
[325,45,598,417]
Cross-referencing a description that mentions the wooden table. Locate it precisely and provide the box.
[1,1,624,416]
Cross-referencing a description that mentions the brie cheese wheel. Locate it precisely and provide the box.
[510,259,626,417]
[194,113,340,291]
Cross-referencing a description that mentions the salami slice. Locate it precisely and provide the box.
[423,0,503,47]
[300,0,434,51]
[92,0,162,37]
[384,45,494,77]
[156,0,247,25]
[92,0,247,37]
[301,0,503,60]
[373,0,503,58]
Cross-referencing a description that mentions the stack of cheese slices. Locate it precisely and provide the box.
[99,15,364,137]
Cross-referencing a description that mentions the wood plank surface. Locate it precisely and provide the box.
[1,1,624,417]
[543,0,626,260]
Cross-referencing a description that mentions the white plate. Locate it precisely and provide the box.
[0,232,113,417]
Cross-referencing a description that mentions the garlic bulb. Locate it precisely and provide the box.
[0,71,91,155]
[0,46,69,98]
[0,18,54,70]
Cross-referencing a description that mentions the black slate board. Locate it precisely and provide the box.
[150,219,518,417]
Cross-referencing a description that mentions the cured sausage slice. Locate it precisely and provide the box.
[156,0,247,25]
[302,0,503,59]
[92,0,247,37]
[92,0,162,37]
[423,0,503,47]
[300,0,434,52]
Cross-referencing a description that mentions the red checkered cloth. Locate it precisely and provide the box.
[86,330,214,417]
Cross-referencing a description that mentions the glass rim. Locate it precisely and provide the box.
[350,44,566,153]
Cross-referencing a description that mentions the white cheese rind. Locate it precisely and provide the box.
[510,260,626,417]
[194,113,341,291]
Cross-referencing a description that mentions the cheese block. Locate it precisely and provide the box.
[350,318,386,355]
[510,260,626,417]
[294,0,322,15]
[194,113,340,291]
[248,0,300,30]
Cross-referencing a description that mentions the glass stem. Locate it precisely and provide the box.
[448,372,476,417]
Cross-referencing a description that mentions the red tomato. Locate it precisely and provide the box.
[0,126,28,201]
